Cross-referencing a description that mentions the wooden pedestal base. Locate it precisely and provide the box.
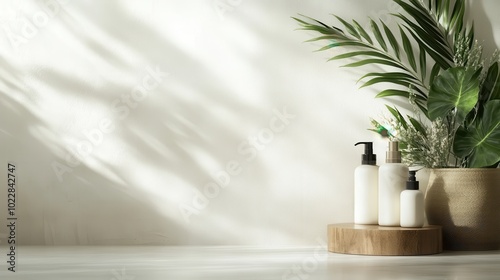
[328,223,442,256]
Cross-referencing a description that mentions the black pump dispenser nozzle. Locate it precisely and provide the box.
[406,170,419,190]
[354,142,377,165]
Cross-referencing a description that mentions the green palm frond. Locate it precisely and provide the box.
[293,0,470,112]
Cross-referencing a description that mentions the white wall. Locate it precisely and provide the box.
[0,0,499,246]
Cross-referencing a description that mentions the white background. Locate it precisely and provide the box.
[0,0,499,246]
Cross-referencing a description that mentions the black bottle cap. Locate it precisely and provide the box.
[406,170,419,190]
[354,142,377,165]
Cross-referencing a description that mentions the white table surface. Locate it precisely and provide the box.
[1,246,499,280]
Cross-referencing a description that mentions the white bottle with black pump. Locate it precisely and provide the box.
[400,170,424,227]
[354,142,378,225]
[378,141,408,226]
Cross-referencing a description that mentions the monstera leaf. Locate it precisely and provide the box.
[428,67,480,123]
[453,100,500,167]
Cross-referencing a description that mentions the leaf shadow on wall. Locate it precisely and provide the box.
[0,0,286,245]
[468,0,496,57]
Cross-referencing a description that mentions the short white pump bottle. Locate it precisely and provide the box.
[400,170,424,227]
[378,141,408,226]
[354,142,378,225]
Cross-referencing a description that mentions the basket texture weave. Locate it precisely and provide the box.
[425,168,500,250]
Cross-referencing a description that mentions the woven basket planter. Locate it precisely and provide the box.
[425,168,500,250]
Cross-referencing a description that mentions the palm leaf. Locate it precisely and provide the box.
[358,72,423,93]
[352,20,373,44]
[376,89,411,99]
[335,16,360,39]
[440,0,451,30]
[314,43,340,52]
[399,27,417,72]
[449,0,465,33]
[305,35,344,42]
[431,0,439,15]
[416,103,429,118]
[370,19,387,52]
[359,71,427,93]
[293,17,338,35]
[329,51,392,61]
[429,62,441,86]
[382,22,400,59]
[404,27,452,69]
[295,14,337,31]
[359,72,419,83]
[392,0,455,67]
[419,43,427,81]
[481,62,500,102]
[386,105,408,130]
[395,0,448,43]
[340,58,402,69]
[408,116,427,137]
[466,22,475,49]
[377,90,430,115]
[314,41,368,51]
[361,77,414,89]
[396,15,452,62]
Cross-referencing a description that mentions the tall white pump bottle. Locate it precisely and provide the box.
[354,142,378,225]
[378,141,408,226]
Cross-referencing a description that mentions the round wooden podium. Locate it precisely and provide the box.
[328,223,442,256]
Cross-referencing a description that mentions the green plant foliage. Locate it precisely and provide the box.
[294,0,500,168]
[482,62,500,101]
[453,100,500,167]
[428,67,479,123]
